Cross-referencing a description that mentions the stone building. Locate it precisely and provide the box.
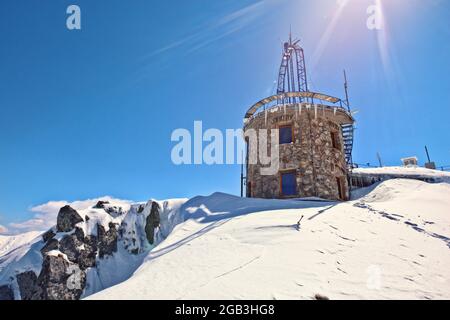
[243,36,354,201]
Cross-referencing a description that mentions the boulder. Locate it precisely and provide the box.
[0,285,14,300]
[38,253,86,300]
[41,238,59,254]
[16,271,42,300]
[56,205,83,232]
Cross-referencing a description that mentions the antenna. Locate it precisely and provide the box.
[425,146,431,163]
[377,152,383,167]
[343,70,350,112]
[277,33,308,103]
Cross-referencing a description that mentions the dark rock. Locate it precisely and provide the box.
[105,206,123,217]
[16,271,42,300]
[59,234,83,264]
[58,227,97,269]
[314,293,329,300]
[85,215,90,221]
[74,227,85,241]
[38,254,86,300]
[78,235,97,269]
[0,285,14,300]
[42,229,56,243]
[145,202,161,245]
[93,200,109,209]
[56,206,83,232]
[40,238,59,254]
[137,205,144,213]
[97,223,118,258]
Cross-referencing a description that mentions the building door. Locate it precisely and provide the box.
[336,177,345,200]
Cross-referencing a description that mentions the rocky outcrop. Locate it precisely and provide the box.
[98,223,118,258]
[94,200,125,217]
[56,206,83,232]
[93,200,109,209]
[0,198,172,300]
[0,284,14,300]
[59,227,97,269]
[42,229,56,242]
[40,238,59,254]
[145,202,161,245]
[16,271,42,300]
[38,253,86,300]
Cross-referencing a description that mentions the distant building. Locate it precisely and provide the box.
[401,157,418,167]
[243,35,354,201]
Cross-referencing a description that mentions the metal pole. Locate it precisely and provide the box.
[425,146,431,163]
[240,151,244,197]
[343,70,350,112]
[377,152,383,167]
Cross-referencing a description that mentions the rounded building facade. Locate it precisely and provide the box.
[244,97,354,201]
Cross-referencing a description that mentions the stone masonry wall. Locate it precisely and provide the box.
[244,104,350,201]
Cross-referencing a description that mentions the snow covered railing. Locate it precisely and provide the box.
[350,166,450,189]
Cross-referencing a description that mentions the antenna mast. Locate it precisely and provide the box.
[343,70,350,112]
[277,34,309,103]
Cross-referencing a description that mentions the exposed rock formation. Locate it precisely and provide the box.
[16,271,42,300]
[0,284,14,300]
[0,198,179,300]
[38,253,86,300]
[40,238,59,254]
[145,202,161,245]
[42,229,56,242]
[56,205,84,232]
[98,223,118,258]
[93,200,109,209]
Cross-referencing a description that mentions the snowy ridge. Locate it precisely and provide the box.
[2,177,450,300]
[0,197,188,299]
[90,179,450,300]
[0,232,42,273]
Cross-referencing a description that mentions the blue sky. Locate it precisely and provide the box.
[0,0,449,232]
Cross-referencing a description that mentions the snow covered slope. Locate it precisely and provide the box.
[0,232,42,273]
[0,198,188,300]
[90,179,450,300]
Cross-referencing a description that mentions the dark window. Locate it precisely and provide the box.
[279,126,292,144]
[331,131,340,149]
[281,171,296,196]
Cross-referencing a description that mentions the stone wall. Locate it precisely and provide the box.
[244,103,351,201]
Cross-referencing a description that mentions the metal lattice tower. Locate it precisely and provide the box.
[277,33,309,103]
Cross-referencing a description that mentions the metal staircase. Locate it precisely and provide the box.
[341,123,354,168]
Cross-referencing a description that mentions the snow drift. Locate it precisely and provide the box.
[91,179,450,300]
[1,174,449,300]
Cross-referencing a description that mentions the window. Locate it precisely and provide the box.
[331,131,340,149]
[279,125,293,144]
[280,171,296,196]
